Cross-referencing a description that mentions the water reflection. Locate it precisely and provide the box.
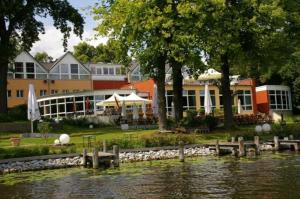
[0,152,299,199]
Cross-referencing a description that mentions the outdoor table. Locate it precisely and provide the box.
[82,135,96,148]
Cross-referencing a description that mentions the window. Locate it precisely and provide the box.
[183,90,196,110]
[26,62,35,79]
[60,64,69,73]
[165,90,173,115]
[62,89,69,94]
[103,67,109,75]
[116,68,121,75]
[269,90,291,110]
[15,62,24,79]
[7,90,11,98]
[51,90,58,95]
[109,68,114,75]
[71,64,79,79]
[16,90,23,98]
[96,68,102,75]
[237,90,252,111]
[40,90,47,96]
[200,90,216,108]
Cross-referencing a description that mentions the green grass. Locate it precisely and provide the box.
[1,121,300,159]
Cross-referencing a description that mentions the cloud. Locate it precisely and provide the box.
[30,26,108,59]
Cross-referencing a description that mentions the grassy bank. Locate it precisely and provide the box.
[1,123,299,160]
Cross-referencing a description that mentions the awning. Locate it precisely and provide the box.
[122,92,151,105]
[96,93,125,106]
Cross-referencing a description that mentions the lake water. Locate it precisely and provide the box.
[0,152,299,199]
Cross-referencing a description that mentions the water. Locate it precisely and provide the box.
[0,152,299,199]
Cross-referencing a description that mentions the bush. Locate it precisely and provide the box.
[203,115,219,130]
[0,104,27,123]
[0,146,51,159]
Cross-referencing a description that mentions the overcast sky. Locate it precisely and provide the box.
[30,0,107,59]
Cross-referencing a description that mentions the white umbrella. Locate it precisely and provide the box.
[132,104,139,120]
[152,83,158,116]
[142,101,147,119]
[123,92,151,105]
[237,99,242,114]
[27,84,41,133]
[96,93,124,106]
[121,101,126,117]
[204,83,212,115]
[171,102,175,118]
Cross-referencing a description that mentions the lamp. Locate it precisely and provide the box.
[255,125,262,134]
[59,134,70,144]
[262,123,271,133]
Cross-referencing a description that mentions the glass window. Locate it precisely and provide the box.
[109,68,114,75]
[16,90,23,98]
[60,64,69,73]
[79,67,88,74]
[200,90,216,108]
[51,90,58,95]
[40,90,47,96]
[51,66,59,73]
[7,90,11,98]
[15,62,23,72]
[237,90,252,111]
[26,62,35,79]
[103,67,109,75]
[269,89,291,110]
[96,68,102,75]
[116,68,121,75]
[71,64,78,74]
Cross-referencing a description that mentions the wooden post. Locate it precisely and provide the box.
[289,134,294,140]
[215,140,220,155]
[238,137,245,157]
[231,137,235,143]
[92,148,99,169]
[82,148,87,167]
[113,145,120,167]
[103,140,107,152]
[179,141,185,162]
[274,136,279,151]
[254,136,260,155]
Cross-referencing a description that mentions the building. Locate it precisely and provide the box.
[256,85,292,121]
[7,51,292,120]
[7,51,92,108]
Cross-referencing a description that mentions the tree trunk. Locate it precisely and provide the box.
[221,53,233,129]
[170,58,183,123]
[156,56,167,131]
[0,58,8,114]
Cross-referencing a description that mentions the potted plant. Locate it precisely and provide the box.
[10,137,21,146]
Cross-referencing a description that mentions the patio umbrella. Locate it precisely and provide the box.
[152,83,158,117]
[142,101,147,119]
[204,83,212,115]
[237,99,242,114]
[27,84,41,133]
[121,101,126,117]
[132,104,139,120]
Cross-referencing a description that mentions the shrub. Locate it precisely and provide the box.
[0,146,51,159]
[0,104,27,123]
[204,115,219,130]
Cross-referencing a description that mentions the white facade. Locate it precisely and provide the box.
[88,63,126,81]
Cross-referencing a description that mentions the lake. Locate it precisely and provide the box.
[0,151,299,199]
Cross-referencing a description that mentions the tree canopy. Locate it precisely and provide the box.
[0,0,84,113]
[34,52,53,62]
[73,39,130,65]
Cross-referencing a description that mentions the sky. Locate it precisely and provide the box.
[30,0,108,59]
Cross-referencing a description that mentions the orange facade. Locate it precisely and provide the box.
[7,79,92,108]
[256,90,270,113]
[93,80,129,90]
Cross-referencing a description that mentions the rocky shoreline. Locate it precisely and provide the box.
[0,144,274,174]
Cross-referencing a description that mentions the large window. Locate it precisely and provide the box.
[183,90,196,110]
[165,90,173,115]
[26,62,35,79]
[16,90,23,98]
[269,90,291,110]
[237,90,252,110]
[15,62,24,79]
[71,64,79,79]
[200,90,216,108]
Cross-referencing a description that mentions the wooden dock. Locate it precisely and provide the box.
[82,145,119,169]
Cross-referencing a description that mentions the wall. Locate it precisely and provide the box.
[256,90,269,113]
[7,79,92,108]
[93,80,129,90]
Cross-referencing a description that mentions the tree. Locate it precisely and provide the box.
[34,52,53,62]
[0,0,84,113]
[178,0,288,128]
[73,39,130,65]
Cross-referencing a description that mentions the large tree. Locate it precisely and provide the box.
[73,39,130,65]
[0,0,84,113]
[178,0,288,128]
